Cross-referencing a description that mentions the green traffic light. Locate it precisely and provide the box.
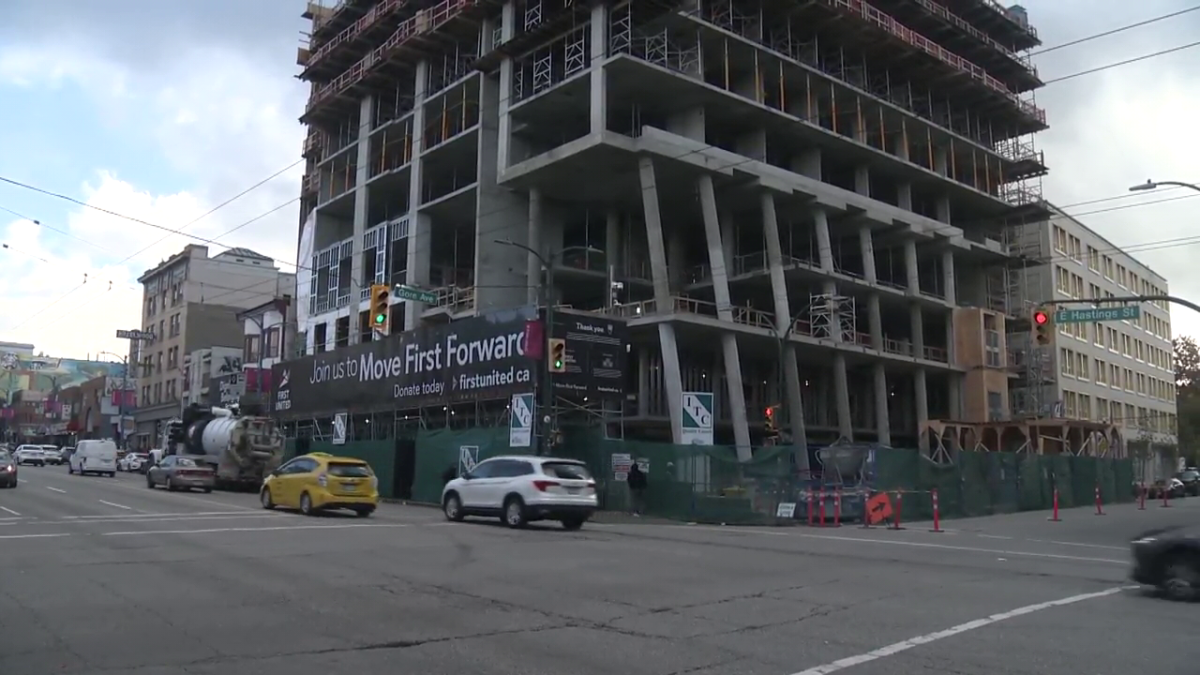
[554,359,563,369]
[374,314,386,324]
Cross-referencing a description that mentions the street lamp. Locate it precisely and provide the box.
[98,351,130,447]
[1128,179,1200,194]
[494,239,601,455]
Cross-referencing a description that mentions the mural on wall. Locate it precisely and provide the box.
[1,351,127,398]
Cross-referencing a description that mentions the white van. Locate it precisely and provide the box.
[70,440,118,477]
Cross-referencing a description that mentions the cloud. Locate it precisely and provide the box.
[0,0,307,358]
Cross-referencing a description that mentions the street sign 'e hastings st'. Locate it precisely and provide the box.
[1052,305,1141,324]
[271,308,627,416]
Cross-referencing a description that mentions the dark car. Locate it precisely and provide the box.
[0,450,16,488]
[1131,525,1200,601]
[1175,470,1200,497]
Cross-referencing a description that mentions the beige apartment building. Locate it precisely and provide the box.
[132,245,295,446]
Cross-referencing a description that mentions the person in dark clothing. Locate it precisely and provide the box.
[627,463,648,516]
[442,464,458,485]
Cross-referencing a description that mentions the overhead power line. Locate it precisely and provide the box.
[1029,5,1200,56]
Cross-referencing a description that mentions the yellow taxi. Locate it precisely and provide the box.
[260,452,378,517]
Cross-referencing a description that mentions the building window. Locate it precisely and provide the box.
[987,391,1003,421]
[985,329,1002,367]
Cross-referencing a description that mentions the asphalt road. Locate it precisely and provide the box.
[0,464,1194,675]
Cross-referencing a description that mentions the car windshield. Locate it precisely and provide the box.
[176,458,202,468]
[328,462,372,478]
[542,461,592,480]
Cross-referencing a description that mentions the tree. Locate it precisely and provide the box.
[1175,336,1200,391]
[1174,336,1200,464]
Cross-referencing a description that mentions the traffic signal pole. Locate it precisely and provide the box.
[1038,294,1200,316]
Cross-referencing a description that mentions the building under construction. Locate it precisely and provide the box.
[294,0,1054,454]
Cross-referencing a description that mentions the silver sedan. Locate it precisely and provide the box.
[145,455,215,493]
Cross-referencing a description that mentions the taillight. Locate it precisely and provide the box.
[317,473,328,487]
[532,480,560,491]
[586,481,596,488]
[370,476,378,489]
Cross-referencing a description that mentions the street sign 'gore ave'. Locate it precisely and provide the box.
[394,285,437,304]
[1052,306,1140,324]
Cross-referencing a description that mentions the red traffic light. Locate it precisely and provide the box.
[1033,311,1048,325]
[765,407,774,417]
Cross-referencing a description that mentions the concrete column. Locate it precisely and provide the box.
[526,188,543,306]
[910,304,925,358]
[948,374,962,420]
[854,166,870,196]
[637,157,671,306]
[897,182,913,211]
[833,354,853,440]
[605,209,621,297]
[496,2,517,170]
[859,226,876,284]
[935,196,951,223]
[904,239,920,294]
[892,133,909,161]
[637,347,649,417]
[914,368,930,451]
[719,209,736,273]
[867,294,883,350]
[873,363,891,445]
[349,94,375,344]
[941,249,956,305]
[761,192,808,458]
[934,147,949,177]
[588,3,608,135]
[697,175,751,459]
[814,208,834,273]
[403,61,430,330]
[658,324,686,444]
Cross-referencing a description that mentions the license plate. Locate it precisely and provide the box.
[341,484,358,492]
[566,487,581,495]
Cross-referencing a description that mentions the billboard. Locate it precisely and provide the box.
[548,314,626,399]
[272,308,627,416]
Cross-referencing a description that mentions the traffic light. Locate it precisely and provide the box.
[765,405,779,436]
[369,284,391,333]
[547,338,566,373]
[1032,307,1053,346]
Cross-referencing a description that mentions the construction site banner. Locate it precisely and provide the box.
[273,307,545,416]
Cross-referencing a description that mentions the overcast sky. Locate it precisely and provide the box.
[0,0,1198,359]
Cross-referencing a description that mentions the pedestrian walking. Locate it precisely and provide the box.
[627,462,647,516]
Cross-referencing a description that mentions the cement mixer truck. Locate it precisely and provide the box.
[162,404,284,490]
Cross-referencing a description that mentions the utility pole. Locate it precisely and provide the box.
[98,351,129,447]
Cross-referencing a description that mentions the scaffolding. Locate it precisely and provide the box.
[809,293,857,342]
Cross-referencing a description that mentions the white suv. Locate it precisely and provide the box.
[441,456,597,530]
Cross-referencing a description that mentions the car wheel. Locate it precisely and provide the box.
[561,517,585,531]
[1162,554,1200,602]
[300,492,314,516]
[202,488,212,494]
[503,496,527,529]
[355,507,373,518]
[146,474,155,489]
[443,493,464,522]
[260,487,275,510]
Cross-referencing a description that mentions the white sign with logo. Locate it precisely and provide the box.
[332,412,347,445]
[509,393,534,448]
[680,392,714,446]
[459,445,479,475]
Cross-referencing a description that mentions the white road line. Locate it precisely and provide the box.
[38,514,287,526]
[63,511,254,520]
[110,482,261,511]
[977,534,1013,540]
[0,506,20,516]
[45,486,66,494]
[0,533,70,541]
[787,586,1134,675]
[102,523,410,537]
[671,526,1127,565]
[97,500,132,511]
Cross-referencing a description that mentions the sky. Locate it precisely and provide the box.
[0,0,1199,361]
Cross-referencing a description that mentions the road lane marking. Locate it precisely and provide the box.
[0,506,20,516]
[101,523,410,537]
[0,533,70,541]
[97,500,132,510]
[63,511,254,520]
[787,586,1134,675]
[46,486,66,494]
[670,526,1127,565]
[109,482,261,511]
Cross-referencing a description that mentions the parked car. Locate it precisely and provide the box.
[0,450,16,488]
[260,452,378,517]
[146,455,215,493]
[13,445,45,467]
[441,455,597,530]
[1147,478,1187,500]
[1175,469,1200,497]
[1131,524,1200,601]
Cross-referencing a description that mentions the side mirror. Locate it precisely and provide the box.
[460,473,472,481]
